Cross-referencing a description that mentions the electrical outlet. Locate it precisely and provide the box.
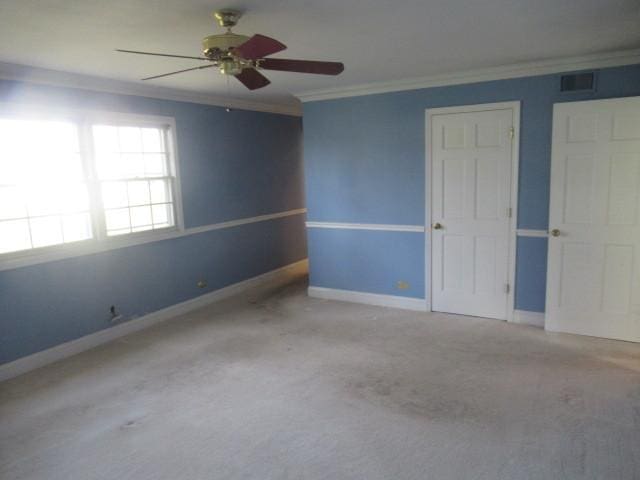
[197,280,208,289]
[396,281,410,290]
[109,305,123,323]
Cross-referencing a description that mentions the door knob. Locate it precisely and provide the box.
[550,229,560,237]
[433,222,443,230]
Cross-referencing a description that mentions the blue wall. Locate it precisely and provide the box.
[303,64,640,312]
[0,80,307,364]
[308,228,424,298]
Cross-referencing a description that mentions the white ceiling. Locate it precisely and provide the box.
[0,0,639,111]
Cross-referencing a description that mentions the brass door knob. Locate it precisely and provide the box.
[433,222,443,230]
[550,229,560,237]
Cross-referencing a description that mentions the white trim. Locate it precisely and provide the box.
[516,229,549,238]
[423,102,520,116]
[507,104,521,323]
[512,309,545,328]
[305,221,424,232]
[0,208,307,272]
[0,259,309,382]
[296,48,640,102]
[308,286,428,311]
[190,208,307,235]
[167,116,186,232]
[0,61,302,117]
[425,101,521,321]
[424,107,433,312]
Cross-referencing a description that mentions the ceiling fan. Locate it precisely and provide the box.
[116,9,344,90]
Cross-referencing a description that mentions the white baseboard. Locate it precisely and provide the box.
[308,286,428,312]
[511,309,545,328]
[0,259,309,382]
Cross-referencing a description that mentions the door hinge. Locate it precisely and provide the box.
[509,126,515,139]
[504,284,511,294]
[507,207,512,218]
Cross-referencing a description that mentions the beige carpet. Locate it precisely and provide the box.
[2,276,640,479]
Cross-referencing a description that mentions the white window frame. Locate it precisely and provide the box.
[0,104,185,271]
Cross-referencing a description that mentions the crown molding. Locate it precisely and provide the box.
[0,61,302,116]
[295,48,640,102]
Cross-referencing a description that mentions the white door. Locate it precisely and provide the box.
[546,97,640,342]
[430,105,516,319]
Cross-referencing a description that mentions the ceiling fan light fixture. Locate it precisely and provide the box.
[219,58,243,76]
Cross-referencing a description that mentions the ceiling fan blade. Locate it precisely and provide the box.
[142,64,216,81]
[234,68,271,90]
[259,58,344,75]
[116,49,209,61]
[233,34,286,60]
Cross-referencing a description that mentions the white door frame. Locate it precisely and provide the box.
[425,101,521,321]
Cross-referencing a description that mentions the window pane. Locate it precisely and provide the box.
[0,186,27,220]
[105,208,130,233]
[144,154,166,176]
[0,120,23,159]
[60,183,90,213]
[95,152,121,180]
[1,120,80,183]
[62,213,92,243]
[94,125,168,181]
[0,117,91,255]
[30,216,63,248]
[46,122,80,153]
[26,184,61,217]
[33,154,83,182]
[0,219,31,253]
[93,125,119,153]
[101,182,129,208]
[0,153,21,184]
[54,153,84,182]
[142,128,163,152]
[150,179,171,203]
[26,183,88,216]
[122,153,145,178]
[130,205,152,228]
[119,127,142,152]
[127,181,150,206]
[152,204,173,227]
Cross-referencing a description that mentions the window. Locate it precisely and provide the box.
[93,125,175,236]
[0,112,180,257]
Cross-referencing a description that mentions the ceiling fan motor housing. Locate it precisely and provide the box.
[202,33,250,58]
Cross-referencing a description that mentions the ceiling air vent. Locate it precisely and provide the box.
[560,72,596,92]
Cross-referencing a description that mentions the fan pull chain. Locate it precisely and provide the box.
[225,74,232,112]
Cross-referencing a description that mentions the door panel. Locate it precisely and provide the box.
[431,108,514,319]
[563,154,594,224]
[546,97,640,342]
